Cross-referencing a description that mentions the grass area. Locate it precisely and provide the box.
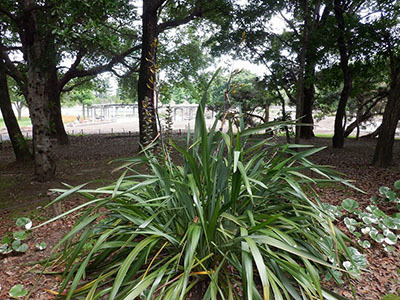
[314,133,334,138]
[0,117,32,129]
[0,115,76,131]
[314,133,361,139]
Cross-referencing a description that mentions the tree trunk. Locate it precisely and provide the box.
[295,0,311,144]
[264,104,269,122]
[332,76,352,148]
[0,59,32,161]
[49,88,69,145]
[332,0,352,149]
[372,73,400,167]
[300,79,315,139]
[47,40,69,145]
[344,112,372,137]
[137,0,159,147]
[16,104,22,120]
[22,0,56,181]
[361,125,381,139]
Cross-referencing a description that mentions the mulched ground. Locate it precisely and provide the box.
[0,134,399,299]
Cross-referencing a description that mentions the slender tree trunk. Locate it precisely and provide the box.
[361,125,381,139]
[264,104,269,122]
[295,0,310,144]
[16,104,22,120]
[49,89,69,145]
[281,99,291,143]
[332,0,352,149]
[344,113,372,137]
[137,0,159,147]
[372,73,400,167]
[22,0,56,181]
[300,79,315,139]
[300,52,315,139]
[332,75,352,148]
[0,59,32,161]
[46,40,69,145]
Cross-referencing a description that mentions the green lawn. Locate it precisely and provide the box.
[0,117,32,130]
[0,116,76,131]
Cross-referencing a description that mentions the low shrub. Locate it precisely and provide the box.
[39,94,364,299]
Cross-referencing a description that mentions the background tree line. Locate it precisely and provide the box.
[0,0,399,181]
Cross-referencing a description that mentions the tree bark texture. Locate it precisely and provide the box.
[21,0,56,181]
[372,73,400,167]
[137,0,160,147]
[0,59,32,161]
[332,0,353,149]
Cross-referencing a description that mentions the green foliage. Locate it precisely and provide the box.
[63,89,95,107]
[0,218,31,255]
[9,284,27,298]
[0,117,32,130]
[373,181,400,210]
[35,241,47,251]
[117,73,138,103]
[324,182,400,252]
[382,294,400,300]
[208,70,272,127]
[41,93,361,299]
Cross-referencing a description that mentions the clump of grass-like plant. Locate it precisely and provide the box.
[39,83,362,300]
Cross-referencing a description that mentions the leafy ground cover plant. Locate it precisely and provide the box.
[0,217,32,255]
[323,181,400,252]
[37,90,364,299]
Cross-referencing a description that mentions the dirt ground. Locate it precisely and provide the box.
[0,134,399,299]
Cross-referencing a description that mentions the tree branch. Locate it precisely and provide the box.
[58,44,141,91]
[0,7,16,22]
[279,10,300,38]
[157,4,202,34]
[0,42,27,94]
[61,76,95,93]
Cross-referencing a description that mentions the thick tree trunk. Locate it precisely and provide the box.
[0,59,32,161]
[22,0,56,181]
[137,0,159,147]
[372,74,400,167]
[332,0,352,149]
[27,67,56,180]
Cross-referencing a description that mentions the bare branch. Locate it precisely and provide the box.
[279,10,300,38]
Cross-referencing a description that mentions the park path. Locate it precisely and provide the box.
[0,114,382,140]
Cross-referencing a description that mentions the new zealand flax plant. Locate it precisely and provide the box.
[38,75,362,300]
